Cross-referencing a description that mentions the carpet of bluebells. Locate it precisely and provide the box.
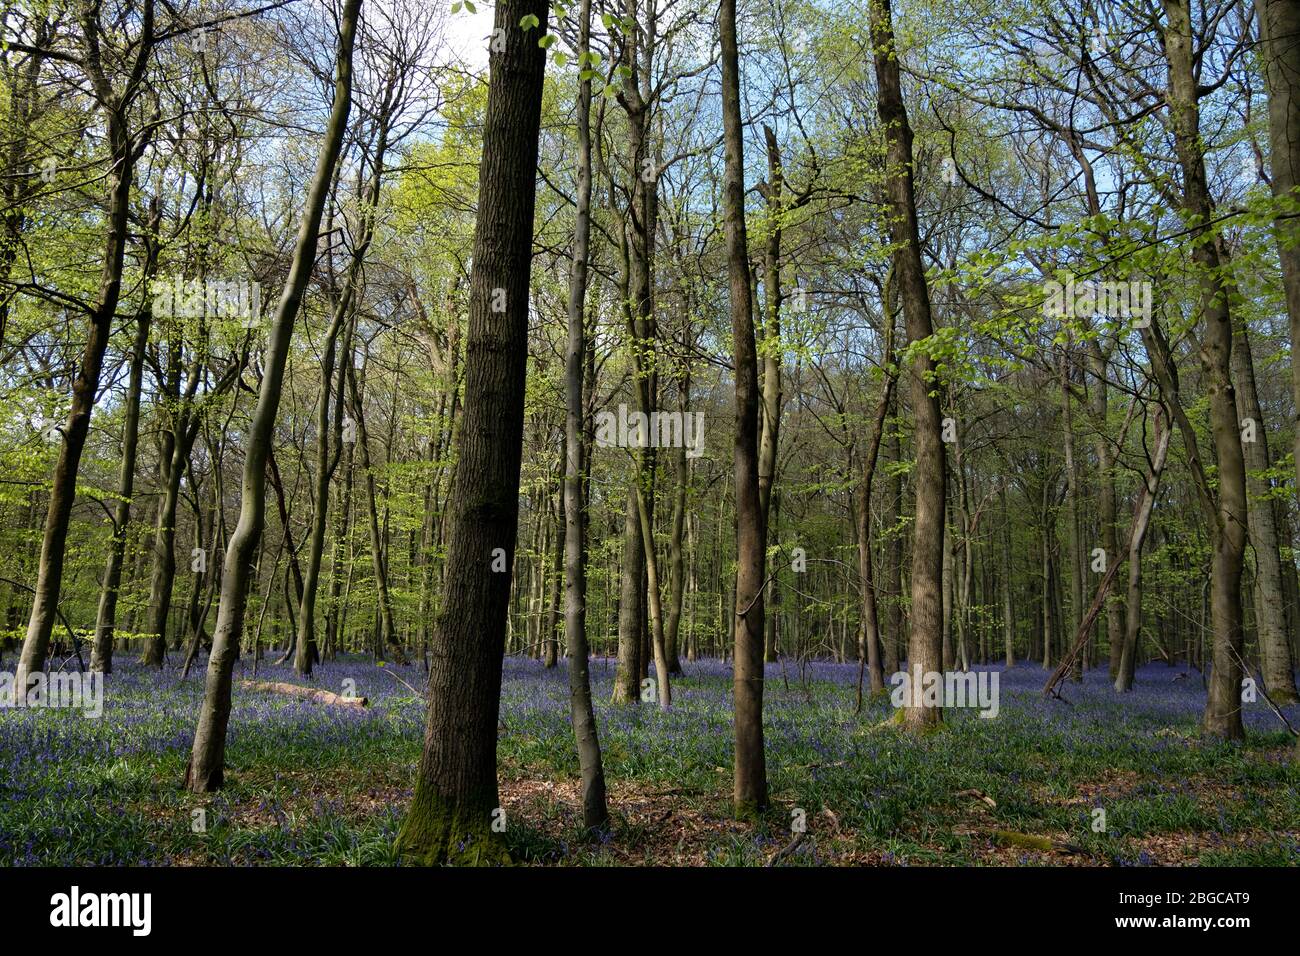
[1,653,1296,866]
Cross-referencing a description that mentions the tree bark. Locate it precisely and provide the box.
[91,199,159,673]
[1162,0,1249,740]
[563,0,609,828]
[395,0,548,864]
[184,0,360,791]
[14,5,156,692]
[855,300,897,707]
[870,0,946,730]
[1231,319,1298,701]
[1254,0,1300,512]
[721,0,769,815]
[612,490,644,702]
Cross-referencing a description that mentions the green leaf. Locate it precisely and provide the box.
[538,33,556,49]
[519,13,539,31]
[553,50,568,67]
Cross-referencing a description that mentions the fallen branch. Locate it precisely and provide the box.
[955,788,997,809]
[990,830,1084,855]
[238,680,368,708]
[765,830,809,867]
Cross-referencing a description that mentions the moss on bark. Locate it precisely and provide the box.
[396,789,511,866]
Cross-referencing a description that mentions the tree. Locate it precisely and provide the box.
[1160,0,1249,740]
[720,0,768,816]
[563,0,609,831]
[13,0,158,694]
[185,0,363,791]
[91,200,160,673]
[395,0,549,864]
[869,0,946,730]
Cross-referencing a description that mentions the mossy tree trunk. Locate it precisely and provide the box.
[396,0,548,864]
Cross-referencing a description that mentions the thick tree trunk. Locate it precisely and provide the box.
[184,0,360,791]
[869,0,946,730]
[721,0,768,816]
[1254,0,1300,509]
[394,0,548,864]
[1163,0,1249,740]
[1231,320,1298,702]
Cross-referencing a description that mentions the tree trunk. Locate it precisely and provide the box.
[870,0,946,730]
[1254,0,1300,511]
[1231,320,1298,702]
[394,0,548,864]
[665,372,689,673]
[1117,410,1173,692]
[612,489,644,702]
[758,125,784,551]
[563,0,609,829]
[14,87,146,693]
[91,199,159,673]
[347,361,405,664]
[1163,0,1249,740]
[854,301,897,707]
[184,0,360,791]
[721,0,768,816]
[543,480,563,668]
[884,401,904,674]
[1060,351,1085,680]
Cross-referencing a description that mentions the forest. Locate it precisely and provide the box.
[0,0,1298,872]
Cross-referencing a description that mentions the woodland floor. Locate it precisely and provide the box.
[1,653,1297,866]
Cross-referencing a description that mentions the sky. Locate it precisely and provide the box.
[443,1,494,71]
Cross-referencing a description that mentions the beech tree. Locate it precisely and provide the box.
[186,0,363,791]
[869,0,946,730]
[395,0,549,864]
